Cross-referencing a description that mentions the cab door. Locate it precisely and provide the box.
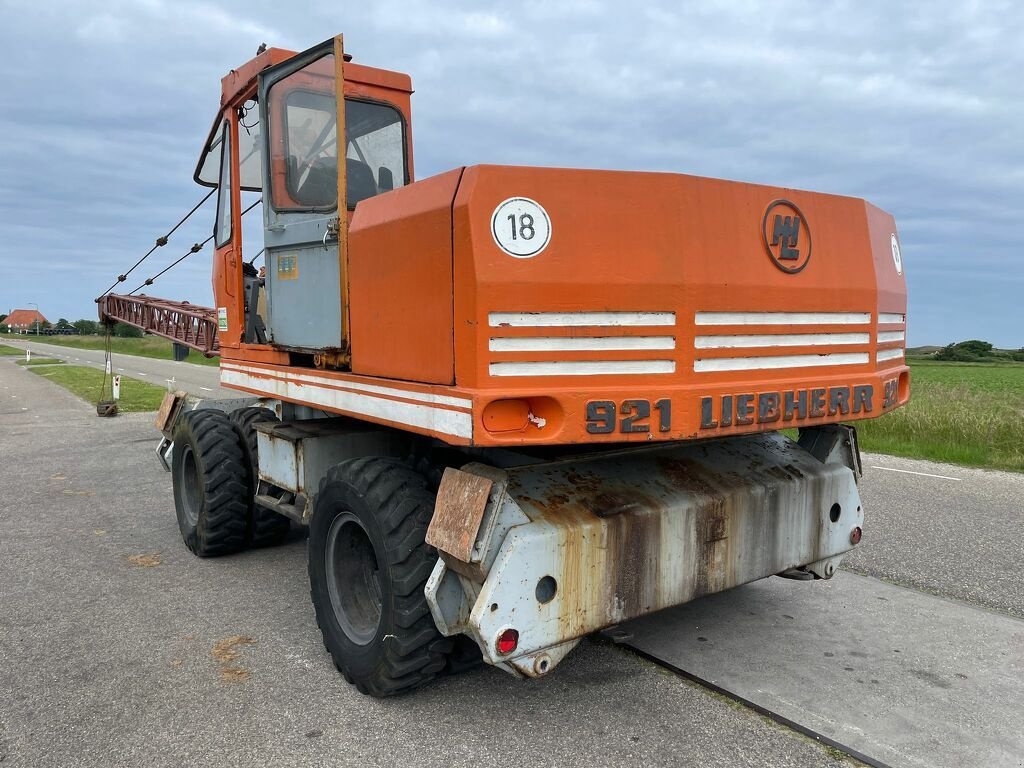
[258,36,349,353]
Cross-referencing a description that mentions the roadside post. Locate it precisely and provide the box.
[112,375,121,401]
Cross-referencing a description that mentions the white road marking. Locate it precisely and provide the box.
[199,387,213,391]
[870,466,961,481]
[136,372,147,376]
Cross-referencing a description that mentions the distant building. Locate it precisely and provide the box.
[4,308,49,333]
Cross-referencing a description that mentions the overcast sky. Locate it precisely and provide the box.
[1,0,1020,346]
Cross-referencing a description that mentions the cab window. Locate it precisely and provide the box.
[266,55,407,211]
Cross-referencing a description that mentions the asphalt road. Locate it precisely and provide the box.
[846,453,1024,618]
[0,337,229,397]
[1,356,1021,767]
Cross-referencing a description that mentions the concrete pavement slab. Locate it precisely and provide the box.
[622,572,1024,768]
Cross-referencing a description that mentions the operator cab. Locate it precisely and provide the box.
[193,39,414,357]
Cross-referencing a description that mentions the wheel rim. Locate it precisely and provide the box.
[179,444,201,527]
[325,511,382,646]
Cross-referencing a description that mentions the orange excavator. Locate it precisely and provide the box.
[98,35,909,696]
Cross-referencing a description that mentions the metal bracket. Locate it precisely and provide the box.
[155,436,173,472]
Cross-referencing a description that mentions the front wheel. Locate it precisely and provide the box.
[171,409,249,557]
[308,458,452,697]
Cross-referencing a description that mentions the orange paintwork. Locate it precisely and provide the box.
[349,169,463,384]
[209,42,909,448]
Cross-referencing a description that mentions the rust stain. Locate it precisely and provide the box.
[427,468,493,562]
[211,635,256,684]
[211,635,255,664]
[127,552,162,568]
[219,667,251,683]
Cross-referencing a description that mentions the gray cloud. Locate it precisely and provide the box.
[0,0,1020,345]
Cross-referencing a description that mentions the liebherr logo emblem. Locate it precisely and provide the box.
[762,199,812,273]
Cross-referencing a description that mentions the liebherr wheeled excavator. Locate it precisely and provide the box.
[98,35,909,697]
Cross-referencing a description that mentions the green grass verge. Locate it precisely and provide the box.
[29,365,167,412]
[856,360,1024,472]
[16,358,65,366]
[13,334,219,366]
[0,344,23,355]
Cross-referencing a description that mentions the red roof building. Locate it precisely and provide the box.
[4,309,49,331]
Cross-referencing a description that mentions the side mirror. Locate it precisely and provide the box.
[377,166,394,192]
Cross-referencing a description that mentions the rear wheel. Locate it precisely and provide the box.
[308,458,452,697]
[171,409,249,557]
[229,406,290,548]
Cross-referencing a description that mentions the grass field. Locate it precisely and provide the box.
[0,344,22,356]
[2,334,219,366]
[29,365,167,412]
[16,358,64,366]
[857,360,1024,472]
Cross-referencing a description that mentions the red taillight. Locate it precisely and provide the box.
[496,628,519,655]
[850,526,863,545]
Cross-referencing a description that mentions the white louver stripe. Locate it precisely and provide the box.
[877,348,905,362]
[488,311,677,376]
[878,312,906,324]
[695,332,869,349]
[490,360,676,376]
[489,311,675,327]
[490,336,675,352]
[694,353,869,373]
[693,310,875,373]
[876,313,906,364]
[695,311,871,326]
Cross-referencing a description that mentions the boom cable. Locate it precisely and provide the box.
[99,188,216,297]
[122,198,263,296]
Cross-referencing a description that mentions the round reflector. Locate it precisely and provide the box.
[496,628,519,655]
[850,526,863,545]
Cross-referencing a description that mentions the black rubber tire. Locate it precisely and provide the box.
[229,407,291,548]
[308,457,452,697]
[171,409,249,557]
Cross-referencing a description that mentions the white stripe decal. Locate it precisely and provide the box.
[220,368,473,439]
[877,331,906,344]
[489,312,675,328]
[489,336,675,352]
[694,332,869,349]
[489,360,675,376]
[695,311,871,326]
[693,352,869,372]
[220,363,471,409]
[878,312,906,325]
[876,348,905,362]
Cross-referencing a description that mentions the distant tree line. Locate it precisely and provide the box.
[934,340,1024,363]
[0,317,142,338]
